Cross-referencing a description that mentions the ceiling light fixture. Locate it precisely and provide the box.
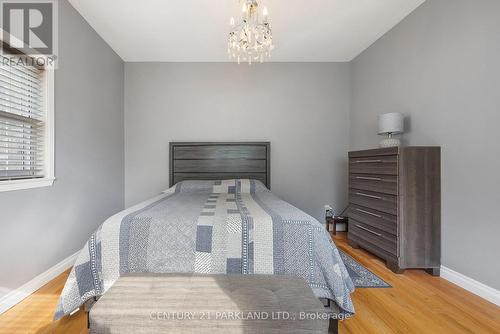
[228,0,274,65]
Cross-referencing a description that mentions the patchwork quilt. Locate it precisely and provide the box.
[54,179,355,319]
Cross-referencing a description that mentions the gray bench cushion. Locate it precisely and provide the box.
[89,274,331,333]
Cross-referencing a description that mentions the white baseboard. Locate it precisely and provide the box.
[441,266,500,306]
[0,251,78,315]
[327,223,347,233]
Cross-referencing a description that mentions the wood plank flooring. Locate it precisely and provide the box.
[1,232,499,333]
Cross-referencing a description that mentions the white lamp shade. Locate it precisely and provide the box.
[378,112,404,134]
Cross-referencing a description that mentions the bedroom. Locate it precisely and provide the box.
[0,0,499,333]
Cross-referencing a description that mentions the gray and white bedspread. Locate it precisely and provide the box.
[55,179,355,319]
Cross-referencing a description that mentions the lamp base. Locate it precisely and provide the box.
[380,138,401,148]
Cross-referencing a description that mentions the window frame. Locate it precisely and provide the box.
[0,64,55,192]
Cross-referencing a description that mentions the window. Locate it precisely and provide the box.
[0,54,54,192]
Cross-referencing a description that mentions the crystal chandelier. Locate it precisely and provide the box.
[228,0,274,64]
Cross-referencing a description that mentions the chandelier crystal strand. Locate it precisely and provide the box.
[228,0,274,65]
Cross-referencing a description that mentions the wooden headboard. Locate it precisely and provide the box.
[169,142,271,188]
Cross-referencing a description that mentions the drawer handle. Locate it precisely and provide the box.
[354,159,382,164]
[355,208,382,218]
[356,224,382,237]
[355,176,383,181]
[355,192,383,200]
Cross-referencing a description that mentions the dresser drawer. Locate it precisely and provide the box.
[349,174,398,195]
[348,204,397,236]
[348,232,398,264]
[349,155,398,175]
[349,220,398,257]
[349,189,397,215]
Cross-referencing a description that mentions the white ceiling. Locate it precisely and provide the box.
[68,0,425,62]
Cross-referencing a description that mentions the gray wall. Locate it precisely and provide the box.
[0,0,124,298]
[125,63,350,222]
[350,0,500,289]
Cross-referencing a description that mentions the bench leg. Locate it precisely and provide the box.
[329,318,338,334]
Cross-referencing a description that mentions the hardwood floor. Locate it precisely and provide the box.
[1,232,499,333]
[0,269,87,334]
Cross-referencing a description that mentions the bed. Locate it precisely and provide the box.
[55,142,355,321]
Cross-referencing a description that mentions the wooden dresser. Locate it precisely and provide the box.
[347,147,441,275]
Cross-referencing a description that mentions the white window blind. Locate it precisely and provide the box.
[0,56,46,181]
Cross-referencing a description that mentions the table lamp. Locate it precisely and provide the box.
[378,112,404,147]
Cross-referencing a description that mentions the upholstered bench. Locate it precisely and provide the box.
[89,274,338,334]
